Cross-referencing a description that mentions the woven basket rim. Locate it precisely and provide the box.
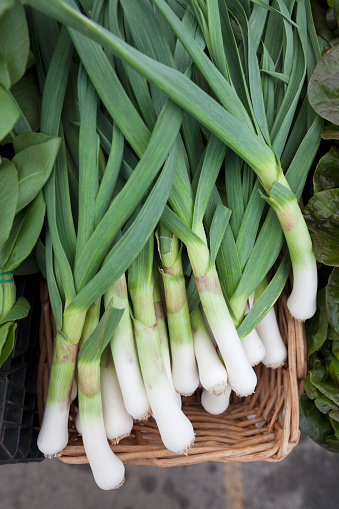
[37,277,307,466]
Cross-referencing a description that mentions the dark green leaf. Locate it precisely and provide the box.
[0,85,20,140]
[3,191,46,271]
[311,378,339,406]
[304,374,322,400]
[327,267,339,334]
[315,393,338,414]
[0,56,11,90]
[10,68,41,133]
[0,1,29,87]
[0,321,16,368]
[300,394,336,448]
[13,136,61,212]
[310,0,334,42]
[314,146,339,193]
[321,124,339,140]
[0,297,30,324]
[333,339,339,360]
[308,45,339,125]
[329,354,339,386]
[304,189,339,266]
[13,251,40,275]
[305,288,329,357]
[329,408,339,424]
[0,158,18,247]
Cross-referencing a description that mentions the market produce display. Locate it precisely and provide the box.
[0,0,336,491]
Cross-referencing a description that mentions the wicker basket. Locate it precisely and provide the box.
[37,277,307,466]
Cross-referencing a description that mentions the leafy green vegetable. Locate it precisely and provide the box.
[0,1,29,88]
[304,189,339,266]
[308,45,339,126]
[326,267,339,334]
[0,159,18,246]
[305,288,329,357]
[300,394,339,452]
[313,146,339,193]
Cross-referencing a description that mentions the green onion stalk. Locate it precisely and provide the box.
[25,0,318,325]
[104,274,151,421]
[74,299,101,435]
[37,307,87,456]
[191,306,227,395]
[188,231,257,396]
[241,301,266,367]
[265,181,317,321]
[128,235,194,454]
[76,304,125,490]
[254,280,287,369]
[157,227,199,396]
[100,346,133,444]
[153,277,182,407]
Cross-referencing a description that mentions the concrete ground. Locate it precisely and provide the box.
[0,435,338,509]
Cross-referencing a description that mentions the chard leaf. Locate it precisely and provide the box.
[326,267,339,335]
[329,354,339,386]
[13,136,61,212]
[311,378,339,406]
[315,393,338,414]
[308,45,339,125]
[304,189,339,266]
[0,159,18,247]
[309,0,335,42]
[299,394,337,451]
[0,297,30,324]
[313,147,339,193]
[321,123,339,140]
[333,340,339,361]
[305,288,328,357]
[0,1,29,87]
[304,374,322,400]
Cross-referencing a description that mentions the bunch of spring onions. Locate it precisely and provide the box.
[21,0,323,491]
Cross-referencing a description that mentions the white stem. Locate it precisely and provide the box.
[171,342,200,396]
[201,385,232,415]
[149,379,195,454]
[101,355,133,442]
[111,337,151,421]
[256,307,287,368]
[155,299,182,407]
[106,276,151,420]
[192,307,227,394]
[287,258,317,321]
[193,265,257,397]
[80,412,125,490]
[242,327,266,366]
[37,401,69,456]
[134,320,194,454]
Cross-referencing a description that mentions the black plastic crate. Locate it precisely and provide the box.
[0,274,44,464]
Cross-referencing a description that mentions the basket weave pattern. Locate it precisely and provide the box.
[37,278,307,466]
